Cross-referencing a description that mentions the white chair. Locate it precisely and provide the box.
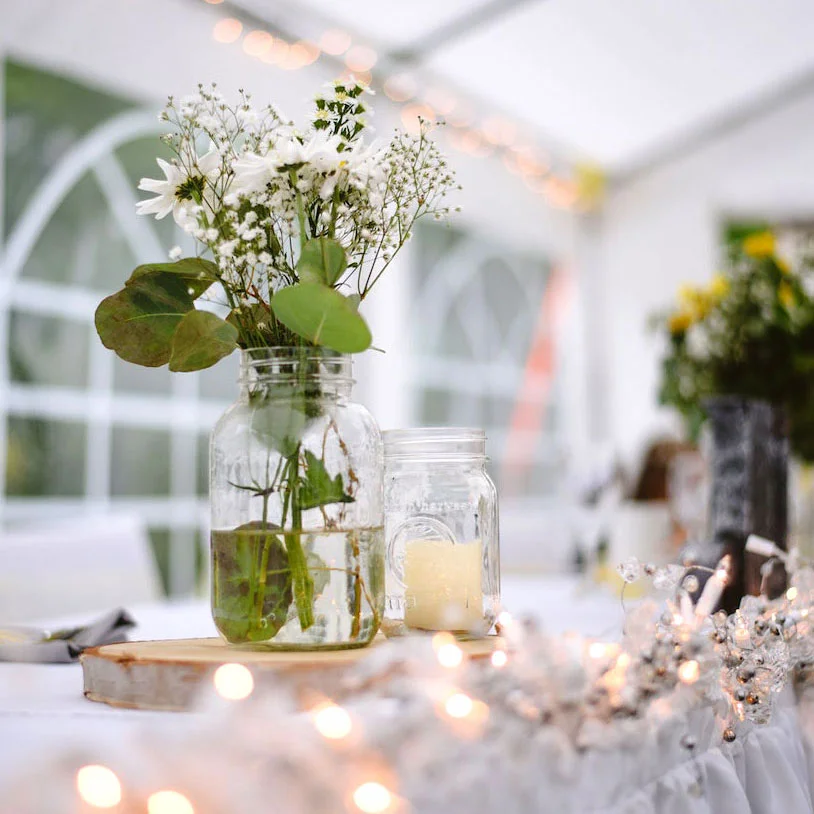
[0,512,162,623]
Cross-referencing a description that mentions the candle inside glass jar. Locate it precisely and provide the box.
[404,539,484,632]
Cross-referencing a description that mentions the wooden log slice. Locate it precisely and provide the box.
[81,636,503,712]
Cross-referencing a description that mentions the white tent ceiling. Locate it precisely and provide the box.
[2,0,814,217]
[236,0,814,174]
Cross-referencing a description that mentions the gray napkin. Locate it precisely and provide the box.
[0,608,136,663]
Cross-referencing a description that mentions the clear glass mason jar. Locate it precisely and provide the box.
[210,348,384,650]
[382,428,500,637]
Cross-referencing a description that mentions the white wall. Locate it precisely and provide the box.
[599,86,814,473]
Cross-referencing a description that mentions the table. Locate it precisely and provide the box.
[13,576,810,813]
[0,575,620,788]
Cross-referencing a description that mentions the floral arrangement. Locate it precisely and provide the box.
[92,80,457,646]
[95,79,457,369]
[656,231,814,458]
[7,540,814,813]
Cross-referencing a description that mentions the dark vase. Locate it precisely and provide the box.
[695,396,788,609]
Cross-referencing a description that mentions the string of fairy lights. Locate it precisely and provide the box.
[35,531,814,814]
[200,0,588,211]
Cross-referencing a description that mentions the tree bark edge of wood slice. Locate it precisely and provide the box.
[81,635,503,712]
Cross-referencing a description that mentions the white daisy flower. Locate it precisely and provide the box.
[136,151,222,226]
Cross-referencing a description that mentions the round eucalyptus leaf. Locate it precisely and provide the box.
[297,238,348,286]
[169,310,239,372]
[271,283,372,353]
[128,257,220,299]
[95,274,195,367]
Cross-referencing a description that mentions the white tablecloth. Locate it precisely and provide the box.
[3,576,813,812]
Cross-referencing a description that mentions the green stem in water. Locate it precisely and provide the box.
[349,530,362,639]
[284,448,315,630]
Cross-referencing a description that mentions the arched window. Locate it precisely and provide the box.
[1,61,236,594]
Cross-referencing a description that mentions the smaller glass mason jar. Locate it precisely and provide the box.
[382,428,500,637]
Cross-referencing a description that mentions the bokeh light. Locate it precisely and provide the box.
[383,73,417,102]
[678,659,700,684]
[491,649,508,668]
[401,103,435,135]
[352,781,392,814]
[76,765,122,809]
[147,790,195,814]
[213,18,243,44]
[213,663,254,700]
[261,39,289,66]
[445,692,473,718]
[345,45,378,73]
[320,29,352,56]
[313,703,353,740]
[243,30,273,57]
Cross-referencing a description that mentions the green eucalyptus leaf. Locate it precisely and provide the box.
[346,293,362,312]
[297,238,348,286]
[271,284,372,353]
[299,450,355,511]
[169,310,239,372]
[95,274,195,367]
[128,257,220,299]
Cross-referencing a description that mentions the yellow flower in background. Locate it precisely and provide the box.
[779,281,795,309]
[708,273,730,301]
[777,256,791,275]
[743,231,776,258]
[678,284,711,321]
[669,310,693,335]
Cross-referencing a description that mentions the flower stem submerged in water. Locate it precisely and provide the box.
[211,526,384,648]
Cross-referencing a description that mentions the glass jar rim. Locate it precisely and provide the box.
[239,347,353,385]
[383,427,487,461]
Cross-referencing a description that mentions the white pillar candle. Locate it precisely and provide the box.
[404,539,484,632]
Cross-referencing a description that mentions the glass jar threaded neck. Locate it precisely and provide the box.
[239,347,353,397]
[383,427,487,464]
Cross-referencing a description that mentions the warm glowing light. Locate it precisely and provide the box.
[401,102,434,131]
[286,40,320,68]
[678,659,700,684]
[491,650,508,668]
[482,116,517,146]
[345,45,378,72]
[425,87,457,115]
[261,39,289,65]
[544,177,579,209]
[243,30,273,57]
[383,73,417,102]
[147,790,195,814]
[76,765,122,809]
[213,663,254,700]
[445,692,474,718]
[616,653,631,669]
[436,642,463,669]
[347,70,373,87]
[313,703,353,740]
[588,642,608,659]
[213,18,243,44]
[734,627,751,647]
[787,587,799,601]
[353,782,392,814]
[320,29,352,55]
[449,128,494,158]
[672,613,684,626]
[203,0,224,4]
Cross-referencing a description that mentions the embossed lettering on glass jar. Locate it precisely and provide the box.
[210,348,384,650]
[383,428,500,637]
